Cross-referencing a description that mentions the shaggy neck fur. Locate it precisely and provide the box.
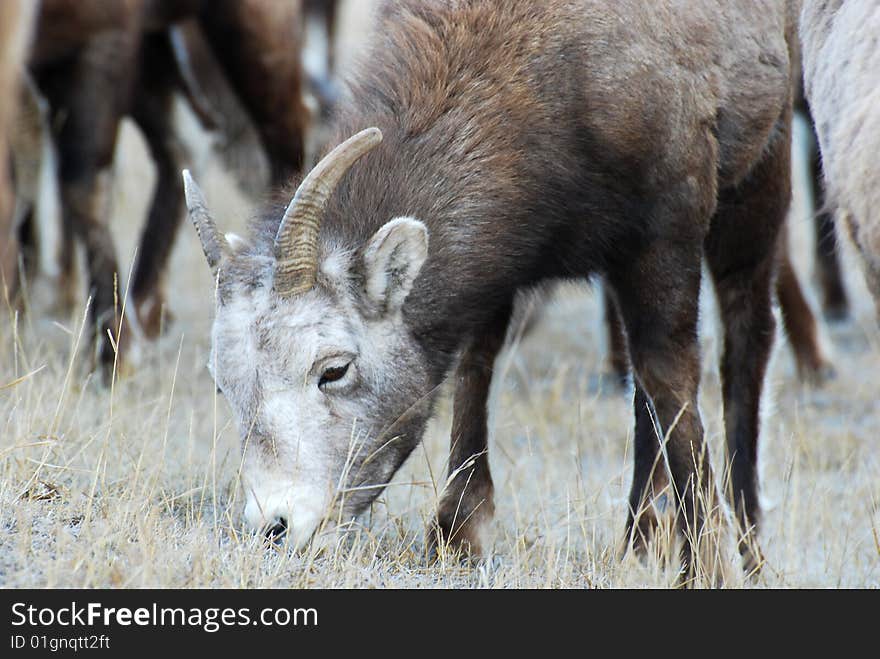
[248,1,664,384]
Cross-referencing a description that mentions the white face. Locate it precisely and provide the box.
[206,219,431,549]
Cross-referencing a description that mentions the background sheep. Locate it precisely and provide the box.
[801,0,880,318]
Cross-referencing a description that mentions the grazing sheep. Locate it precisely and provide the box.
[187,0,800,584]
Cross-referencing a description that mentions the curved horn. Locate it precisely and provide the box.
[273,127,383,297]
[183,169,228,271]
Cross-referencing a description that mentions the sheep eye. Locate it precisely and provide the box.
[319,363,350,388]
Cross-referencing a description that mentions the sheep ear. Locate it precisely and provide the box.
[360,217,428,315]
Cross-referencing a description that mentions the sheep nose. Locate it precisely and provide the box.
[265,517,288,541]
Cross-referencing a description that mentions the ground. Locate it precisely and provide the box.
[1,1,878,588]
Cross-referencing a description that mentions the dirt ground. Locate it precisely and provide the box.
[1,0,878,588]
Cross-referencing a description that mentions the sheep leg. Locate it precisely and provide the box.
[708,256,777,576]
[41,27,141,380]
[602,284,631,387]
[805,111,849,320]
[611,239,722,586]
[60,173,124,377]
[706,118,791,576]
[57,200,79,315]
[621,383,673,557]
[775,222,832,384]
[130,33,187,340]
[429,304,512,559]
[199,0,308,185]
[604,283,670,553]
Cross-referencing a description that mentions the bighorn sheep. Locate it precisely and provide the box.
[187,0,800,584]
[801,0,880,317]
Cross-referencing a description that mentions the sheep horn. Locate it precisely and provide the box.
[273,127,383,296]
[183,169,228,271]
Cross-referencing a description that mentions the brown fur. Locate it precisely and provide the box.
[128,31,191,339]
[605,230,833,388]
[198,0,308,184]
[238,0,799,583]
[599,4,833,389]
[31,2,146,371]
[775,223,831,383]
[29,0,144,66]
[430,305,509,556]
[25,0,311,370]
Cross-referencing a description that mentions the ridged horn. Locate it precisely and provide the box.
[183,169,228,271]
[273,127,383,297]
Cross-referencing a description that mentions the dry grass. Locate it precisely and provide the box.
[1,1,879,589]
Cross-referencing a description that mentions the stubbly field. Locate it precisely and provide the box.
[2,1,879,589]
